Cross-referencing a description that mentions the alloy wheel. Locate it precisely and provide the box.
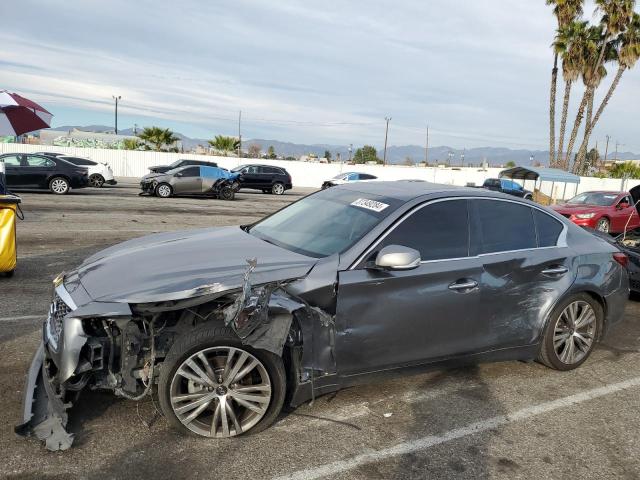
[553,300,596,365]
[50,178,69,194]
[157,184,171,198]
[596,218,609,232]
[272,183,285,195]
[89,174,104,188]
[169,346,272,438]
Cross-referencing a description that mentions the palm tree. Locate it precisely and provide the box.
[547,0,584,167]
[138,127,179,151]
[563,24,604,170]
[574,12,640,170]
[554,20,589,169]
[208,135,240,155]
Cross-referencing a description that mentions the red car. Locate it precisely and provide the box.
[551,190,640,233]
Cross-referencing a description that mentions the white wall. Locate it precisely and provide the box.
[2,143,639,199]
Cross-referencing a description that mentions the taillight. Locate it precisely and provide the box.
[613,252,629,268]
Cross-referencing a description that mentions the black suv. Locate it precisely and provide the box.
[0,153,89,194]
[481,178,533,200]
[148,159,218,174]
[231,164,292,195]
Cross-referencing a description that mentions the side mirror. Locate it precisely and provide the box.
[372,245,421,271]
[175,172,183,177]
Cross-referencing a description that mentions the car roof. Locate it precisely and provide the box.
[337,180,526,202]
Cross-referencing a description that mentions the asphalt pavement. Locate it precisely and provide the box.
[1,179,640,479]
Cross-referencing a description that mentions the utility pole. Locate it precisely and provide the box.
[133,123,138,135]
[615,141,619,161]
[238,110,242,158]
[460,148,465,167]
[425,125,429,165]
[112,95,121,134]
[348,144,353,163]
[602,135,610,172]
[383,117,391,165]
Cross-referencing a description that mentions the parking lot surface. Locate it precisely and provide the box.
[2,180,640,479]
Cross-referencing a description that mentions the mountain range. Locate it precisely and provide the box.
[44,125,639,166]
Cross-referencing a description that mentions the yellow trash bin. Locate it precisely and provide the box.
[0,194,22,277]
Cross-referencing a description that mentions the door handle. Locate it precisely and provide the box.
[448,280,478,292]
[541,266,568,275]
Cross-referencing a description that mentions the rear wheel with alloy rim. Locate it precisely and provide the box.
[159,325,286,438]
[271,182,285,195]
[49,177,70,194]
[596,217,610,233]
[538,294,602,370]
[155,183,172,198]
[89,174,105,188]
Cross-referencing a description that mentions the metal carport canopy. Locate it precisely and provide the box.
[498,166,580,184]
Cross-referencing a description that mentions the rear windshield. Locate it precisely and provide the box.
[249,189,402,257]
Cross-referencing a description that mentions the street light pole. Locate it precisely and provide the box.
[238,110,242,159]
[112,95,121,134]
[348,144,352,163]
[425,125,429,165]
[383,117,391,165]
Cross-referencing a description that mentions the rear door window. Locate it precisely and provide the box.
[25,156,55,167]
[533,209,564,247]
[379,199,469,261]
[472,200,536,254]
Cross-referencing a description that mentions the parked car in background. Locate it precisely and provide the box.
[321,171,378,189]
[18,182,629,450]
[231,164,292,195]
[0,153,88,194]
[481,178,533,200]
[148,159,218,174]
[57,156,116,188]
[140,165,240,200]
[551,191,640,234]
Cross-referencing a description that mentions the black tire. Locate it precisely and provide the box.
[158,324,286,438]
[271,182,285,195]
[524,194,533,201]
[89,174,105,188]
[219,186,235,201]
[2,270,14,278]
[155,183,173,198]
[49,176,70,195]
[538,293,603,371]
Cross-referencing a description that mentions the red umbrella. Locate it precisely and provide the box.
[0,90,53,136]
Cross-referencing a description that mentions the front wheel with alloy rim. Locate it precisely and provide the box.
[271,182,285,195]
[49,177,70,195]
[155,183,173,198]
[89,174,105,188]
[596,217,610,233]
[538,294,602,371]
[158,325,286,438]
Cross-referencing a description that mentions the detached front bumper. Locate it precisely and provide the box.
[15,342,74,451]
[140,181,156,194]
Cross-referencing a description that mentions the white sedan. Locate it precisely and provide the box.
[59,156,116,188]
[321,172,378,189]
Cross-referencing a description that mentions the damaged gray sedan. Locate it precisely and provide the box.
[16,182,629,450]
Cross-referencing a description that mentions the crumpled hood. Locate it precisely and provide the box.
[72,226,317,303]
[141,172,168,182]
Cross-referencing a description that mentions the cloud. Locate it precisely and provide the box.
[1,0,638,150]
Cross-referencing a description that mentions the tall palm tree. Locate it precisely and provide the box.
[208,135,240,155]
[563,24,604,170]
[138,127,179,151]
[554,20,589,169]
[574,12,640,169]
[547,0,584,167]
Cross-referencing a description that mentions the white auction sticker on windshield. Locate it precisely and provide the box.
[351,198,389,212]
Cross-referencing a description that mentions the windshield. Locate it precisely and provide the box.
[249,189,401,257]
[332,173,348,180]
[566,192,618,206]
[165,166,188,175]
[168,160,183,168]
[231,165,246,172]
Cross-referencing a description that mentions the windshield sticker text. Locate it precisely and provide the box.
[351,198,389,212]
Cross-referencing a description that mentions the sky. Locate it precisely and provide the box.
[1,0,639,151]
